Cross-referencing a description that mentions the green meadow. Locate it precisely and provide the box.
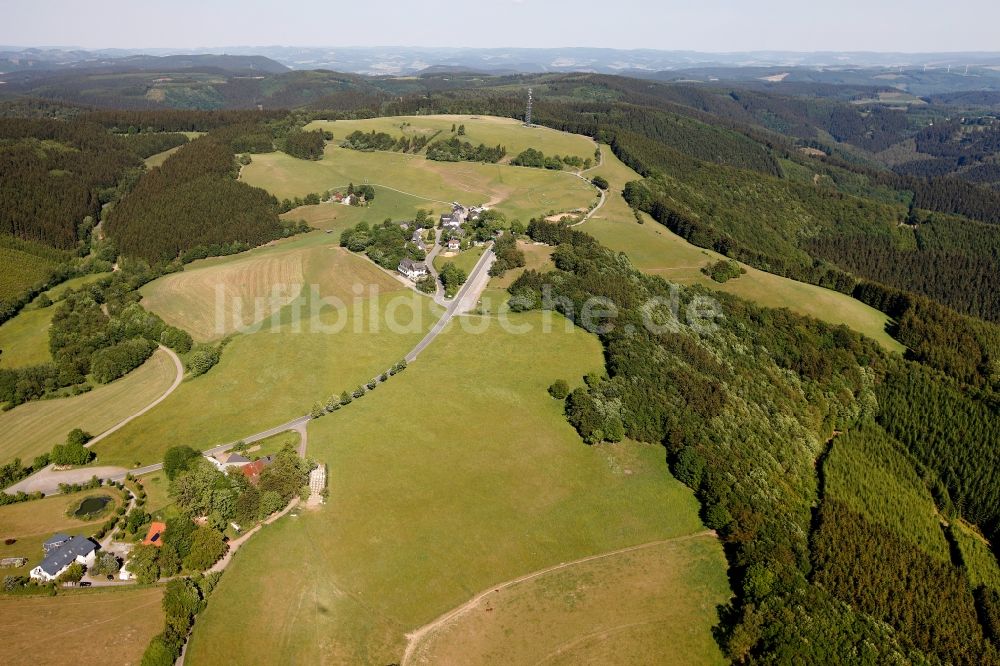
[185,311,724,665]
[582,146,904,352]
[0,272,111,368]
[305,114,597,163]
[242,145,596,223]
[0,347,177,467]
[92,292,436,467]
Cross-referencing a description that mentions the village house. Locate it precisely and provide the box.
[410,229,427,251]
[242,455,275,485]
[30,535,98,582]
[398,258,429,281]
[447,238,461,251]
[208,451,252,472]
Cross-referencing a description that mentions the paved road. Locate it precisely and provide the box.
[407,243,495,363]
[5,246,495,496]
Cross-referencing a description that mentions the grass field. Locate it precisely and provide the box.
[91,294,436,467]
[581,146,904,352]
[282,187,451,234]
[433,245,485,275]
[0,587,164,666]
[0,272,111,368]
[0,307,54,368]
[242,144,596,223]
[140,232,404,341]
[139,469,172,515]
[244,430,300,458]
[0,491,123,576]
[143,145,182,168]
[409,535,727,666]
[0,347,177,467]
[479,241,555,315]
[185,311,724,665]
[305,115,597,164]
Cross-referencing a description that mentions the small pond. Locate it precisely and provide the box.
[74,495,112,518]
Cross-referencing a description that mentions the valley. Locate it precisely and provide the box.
[1,52,999,666]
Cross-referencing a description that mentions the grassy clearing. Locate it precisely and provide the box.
[0,587,164,666]
[282,187,450,234]
[92,294,436,468]
[0,272,112,368]
[411,535,728,666]
[185,311,719,665]
[139,469,172,515]
[953,521,1000,591]
[0,348,177,467]
[433,246,485,275]
[143,145,182,168]
[243,430,300,458]
[581,146,904,352]
[477,241,556,315]
[0,491,123,576]
[242,145,596,223]
[140,233,403,341]
[306,114,597,164]
[0,307,54,368]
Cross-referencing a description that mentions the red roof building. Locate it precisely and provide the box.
[241,456,274,485]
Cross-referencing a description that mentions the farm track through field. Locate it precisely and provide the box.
[4,247,495,496]
[400,530,717,665]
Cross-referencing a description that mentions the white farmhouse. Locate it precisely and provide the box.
[30,535,98,582]
[398,258,429,280]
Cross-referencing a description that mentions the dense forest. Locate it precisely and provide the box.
[511,221,1000,663]
[104,136,287,262]
[0,117,139,248]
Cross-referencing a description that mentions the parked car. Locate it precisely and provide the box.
[79,581,92,587]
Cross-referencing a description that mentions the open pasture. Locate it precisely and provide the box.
[0,587,164,666]
[581,146,904,352]
[184,311,722,665]
[409,535,728,666]
[0,272,111,368]
[306,114,597,164]
[242,144,596,223]
[91,293,436,467]
[140,234,403,341]
[0,347,177,467]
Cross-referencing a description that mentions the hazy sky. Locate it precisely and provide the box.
[2,0,998,52]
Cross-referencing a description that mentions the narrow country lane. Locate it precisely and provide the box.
[4,246,496,496]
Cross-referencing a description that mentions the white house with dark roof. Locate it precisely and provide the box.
[398,258,428,281]
[42,533,71,553]
[30,535,98,582]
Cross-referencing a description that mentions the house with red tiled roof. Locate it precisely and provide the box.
[241,455,275,485]
[142,522,167,547]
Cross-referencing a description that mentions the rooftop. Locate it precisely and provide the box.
[37,535,97,576]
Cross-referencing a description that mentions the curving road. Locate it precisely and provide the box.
[4,247,496,496]
[3,345,185,495]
